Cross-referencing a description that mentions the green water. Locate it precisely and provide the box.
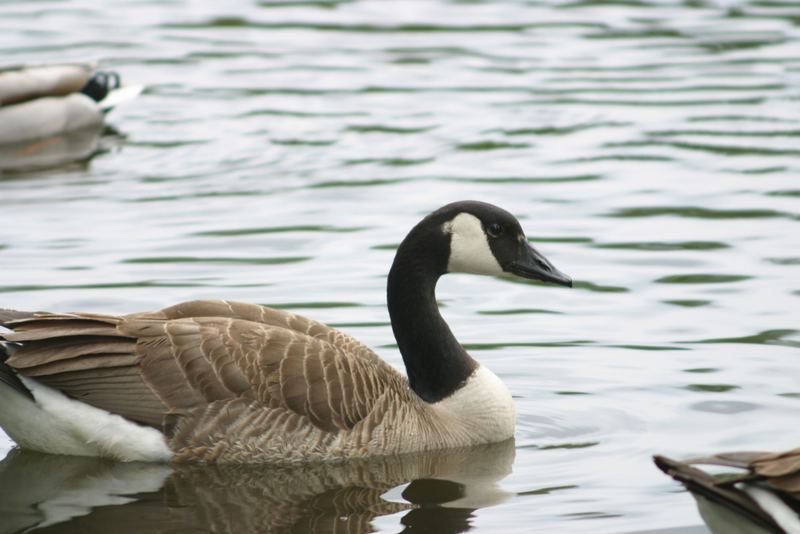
[1,0,798,532]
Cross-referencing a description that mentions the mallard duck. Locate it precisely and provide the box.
[0,63,141,170]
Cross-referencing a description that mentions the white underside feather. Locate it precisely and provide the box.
[0,376,171,462]
[743,485,800,533]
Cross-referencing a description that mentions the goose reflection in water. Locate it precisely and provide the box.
[0,438,515,534]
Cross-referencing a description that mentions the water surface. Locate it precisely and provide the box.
[1,0,798,532]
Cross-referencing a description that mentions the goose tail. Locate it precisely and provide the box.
[0,310,34,401]
[654,454,800,534]
[0,344,33,402]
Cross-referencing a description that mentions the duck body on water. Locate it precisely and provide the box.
[0,63,142,171]
[0,201,571,464]
[0,63,136,144]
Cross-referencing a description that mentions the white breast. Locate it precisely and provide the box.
[433,365,516,444]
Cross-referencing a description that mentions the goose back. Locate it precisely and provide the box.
[2,300,422,462]
[0,64,92,106]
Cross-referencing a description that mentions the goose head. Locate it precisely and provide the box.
[398,200,572,287]
[387,200,572,404]
[440,201,572,286]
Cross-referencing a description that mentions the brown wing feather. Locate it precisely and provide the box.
[0,300,403,444]
[7,336,135,369]
[0,309,38,324]
[228,315,403,431]
[2,313,168,427]
[751,449,800,493]
[653,455,786,533]
[683,448,800,493]
[129,314,403,434]
[655,447,800,532]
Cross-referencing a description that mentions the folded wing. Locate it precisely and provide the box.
[1,300,404,440]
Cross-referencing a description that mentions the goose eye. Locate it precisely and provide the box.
[486,223,503,238]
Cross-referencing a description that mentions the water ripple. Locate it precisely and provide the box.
[1,0,798,531]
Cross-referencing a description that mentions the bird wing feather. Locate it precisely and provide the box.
[0,300,404,439]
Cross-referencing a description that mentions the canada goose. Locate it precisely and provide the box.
[0,201,572,464]
[0,63,141,171]
[654,449,800,534]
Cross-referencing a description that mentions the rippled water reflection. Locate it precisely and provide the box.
[0,442,516,534]
[1,0,798,532]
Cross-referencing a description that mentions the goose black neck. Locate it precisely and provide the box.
[386,223,477,403]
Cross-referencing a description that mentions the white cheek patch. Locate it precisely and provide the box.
[443,213,503,275]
